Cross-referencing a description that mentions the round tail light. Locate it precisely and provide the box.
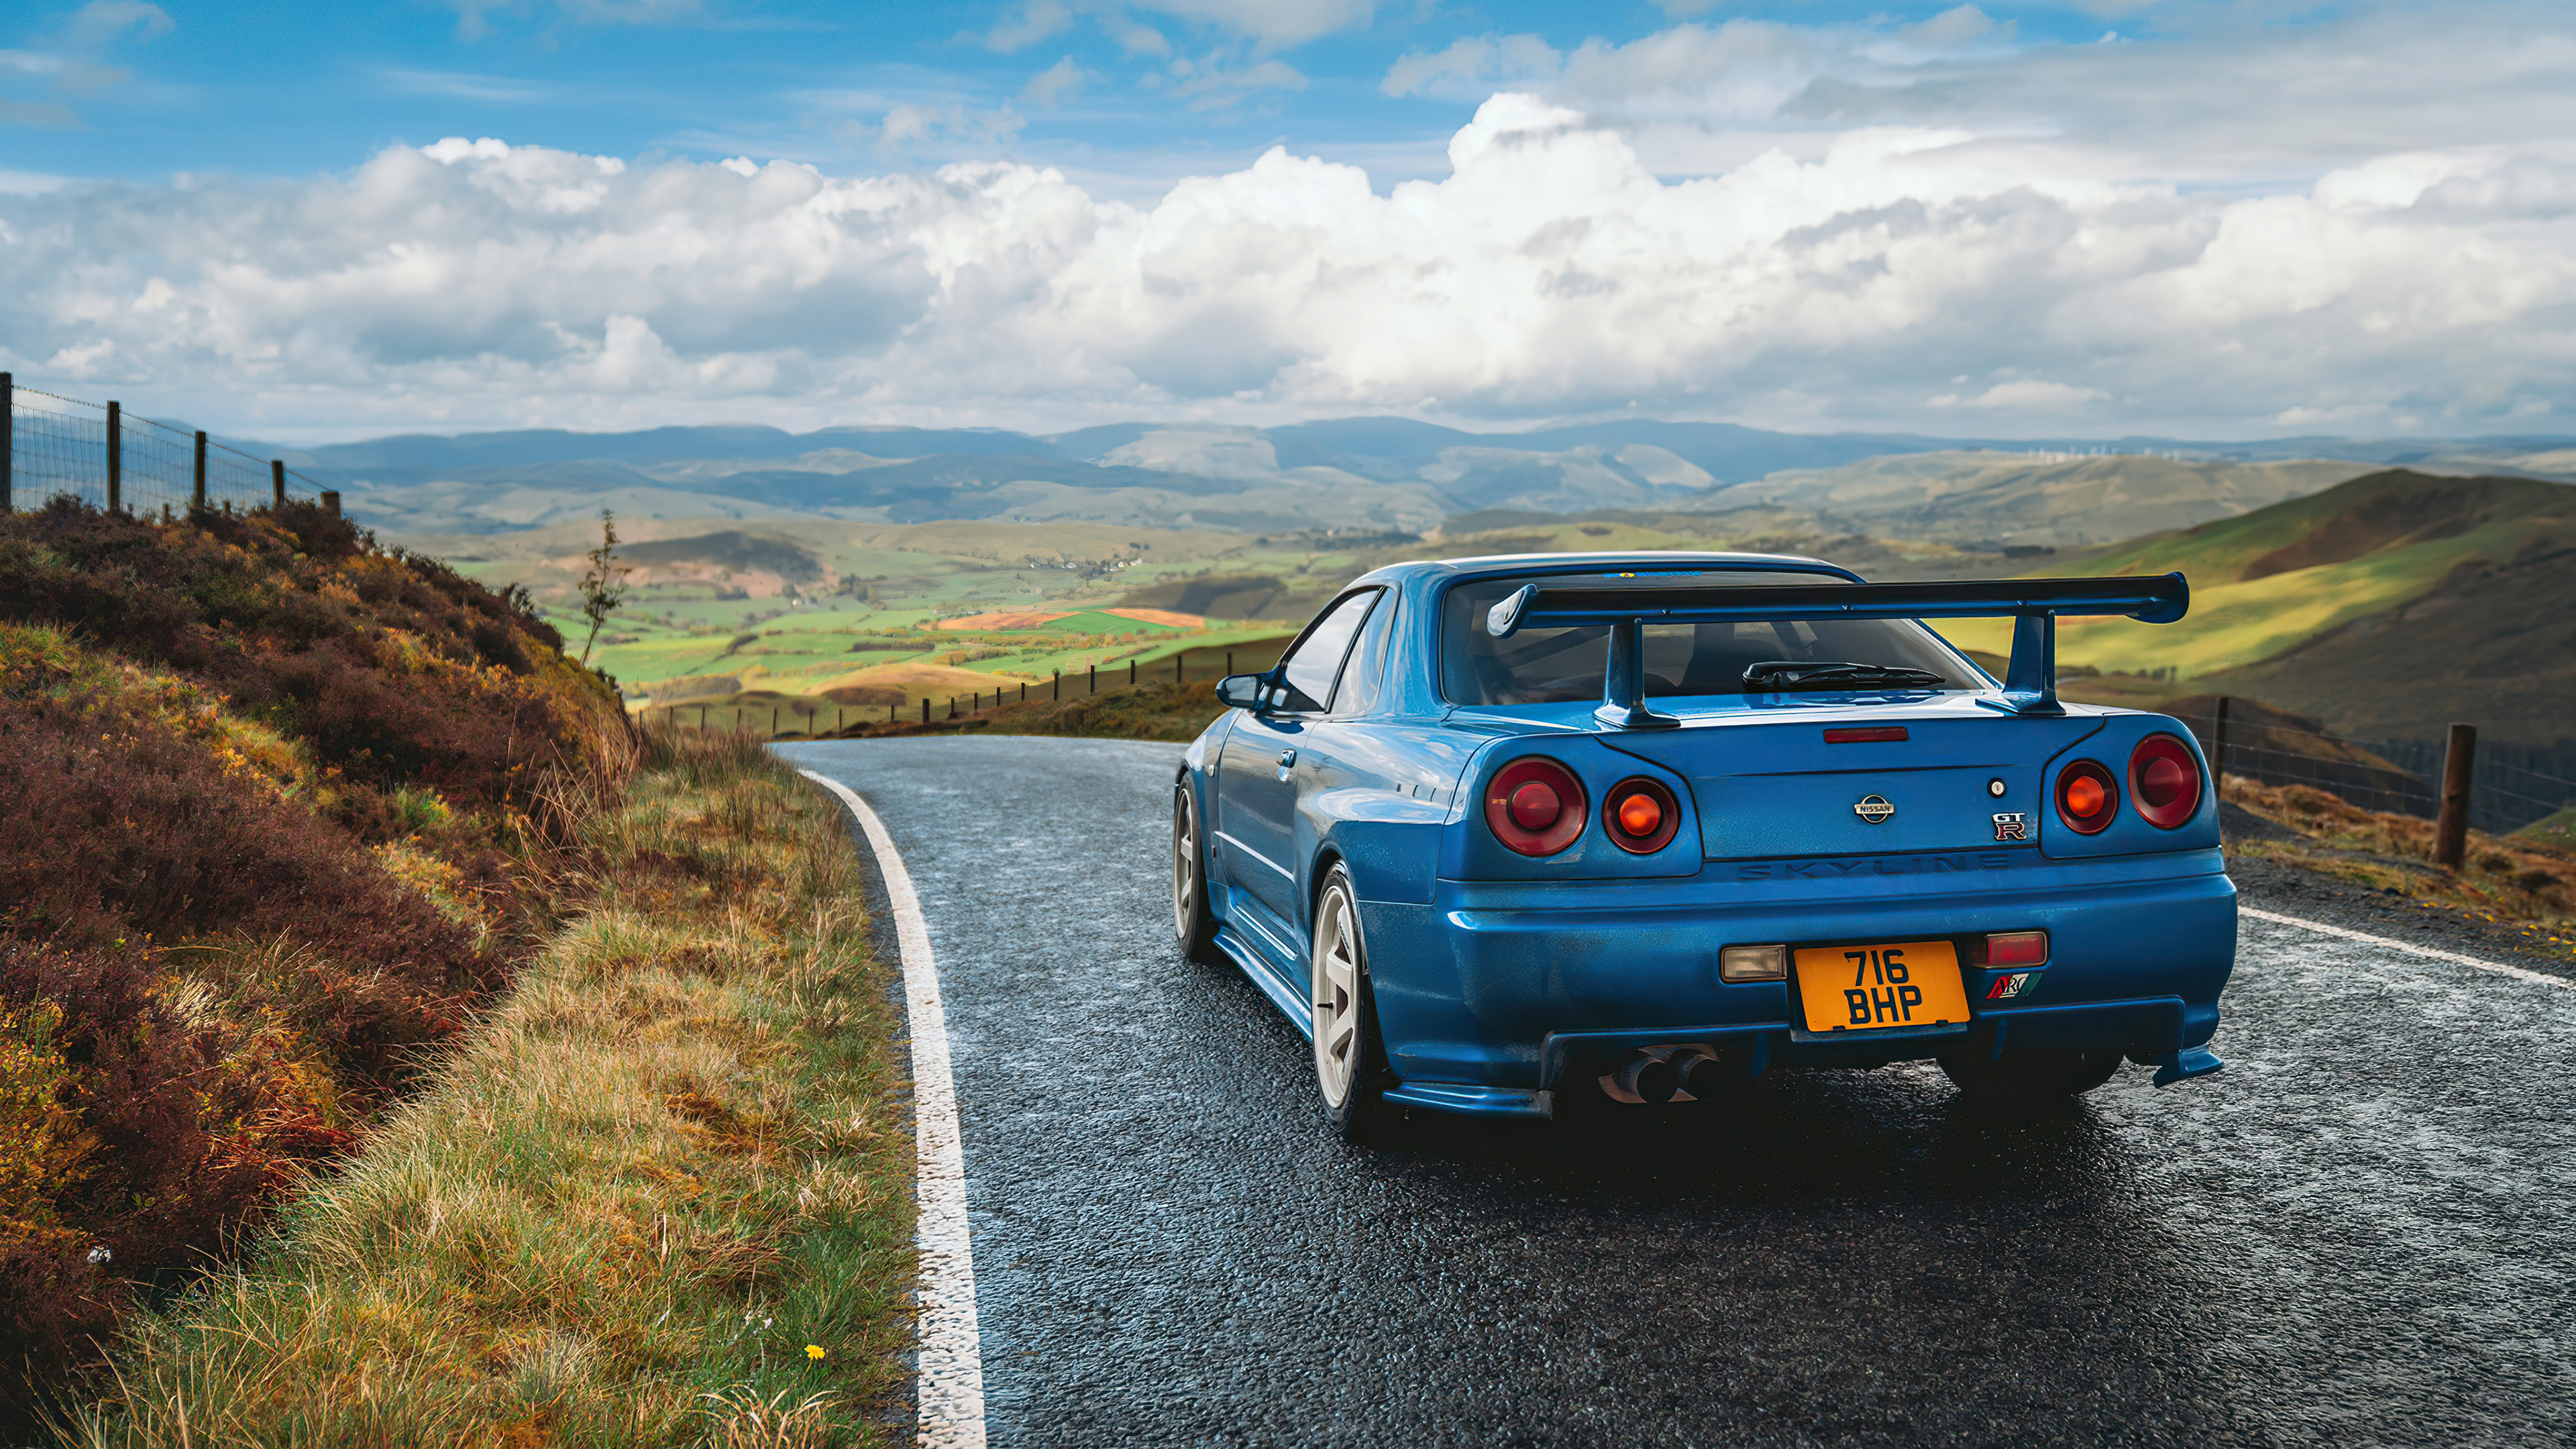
[2129,733,2203,829]
[1484,757,1589,856]
[2055,759,2119,835]
[1603,777,1680,854]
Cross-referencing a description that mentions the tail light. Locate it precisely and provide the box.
[2054,759,2118,834]
[1484,757,1589,856]
[1602,777,1680,853]
[2128,733,2203,829]
[1970,931,2049,968]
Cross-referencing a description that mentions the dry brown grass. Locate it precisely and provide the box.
[58,727,912,1447]
[2224,773,2576,957]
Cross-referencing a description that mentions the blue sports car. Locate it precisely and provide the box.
[1170,551,2235,1136]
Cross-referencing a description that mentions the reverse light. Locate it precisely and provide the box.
[1972,930,2050,969]
[1483,757,1589,856]
[1720,945,1787,982]
[2128,733,2204,829]
[2055,759,2119,835]
[1603,777,1682,853]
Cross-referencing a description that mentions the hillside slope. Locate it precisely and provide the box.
[0,500,627,1417]
[1703,452,2373,547]
[1940,471,2574,741]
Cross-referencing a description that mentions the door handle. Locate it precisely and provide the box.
[1277,749,1297,767]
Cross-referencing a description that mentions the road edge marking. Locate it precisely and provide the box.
[798,769,989,1449]
[2241,905,2573,991]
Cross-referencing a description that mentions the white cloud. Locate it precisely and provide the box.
[1021,56,1089,108]
[9,11,2576,440]
[1930,380,2111,411]
[1381,34,1560,99]
[1130,0,1373,50]
[1157,56,1307,110]
[983,0,1073,53]
[1,0,170,125]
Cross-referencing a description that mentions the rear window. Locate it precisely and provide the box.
[1439,570,1985,706]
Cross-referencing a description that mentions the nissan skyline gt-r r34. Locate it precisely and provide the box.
[1168,552,2235,1136]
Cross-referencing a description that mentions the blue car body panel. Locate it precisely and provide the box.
[1175,551,2237,1118]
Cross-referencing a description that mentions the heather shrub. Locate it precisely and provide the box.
[0,504,631,1425]
[0,500,622,811]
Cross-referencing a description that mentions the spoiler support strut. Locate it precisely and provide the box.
[1484,574,2190,727]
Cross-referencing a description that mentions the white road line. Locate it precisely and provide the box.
[799,769,988,1449]
[2241,905,2573,991]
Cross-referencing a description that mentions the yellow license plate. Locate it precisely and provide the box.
[1794,941,1969,1033]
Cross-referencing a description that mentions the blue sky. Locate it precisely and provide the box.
[3,2,2573,441]
[11,2,2149,194]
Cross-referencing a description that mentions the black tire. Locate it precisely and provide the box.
[1172,781,1224,965]
[1309,865,1393,1140]
[1937,1043,2124,1104]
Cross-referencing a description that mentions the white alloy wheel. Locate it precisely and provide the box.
[1172,783,1222,964]
[1311,876,1368,1112]
[1171,787,1198,941]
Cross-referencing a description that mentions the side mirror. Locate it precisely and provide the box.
[1216,673,1267,710]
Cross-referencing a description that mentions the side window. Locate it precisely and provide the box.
[1275,589,1381,712]
[1332,592,1400,717]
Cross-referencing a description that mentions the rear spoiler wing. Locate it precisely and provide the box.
[1483,573,2190,728]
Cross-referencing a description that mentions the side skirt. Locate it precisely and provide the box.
[1214,920,1315,1040]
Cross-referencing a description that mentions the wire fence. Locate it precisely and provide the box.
[3,373,336,519]
[2167,700,2576,836]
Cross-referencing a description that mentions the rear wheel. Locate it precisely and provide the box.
[1938,1043,2124,1104]
[1311,866,1391,1140]
[1171,782,1223,965]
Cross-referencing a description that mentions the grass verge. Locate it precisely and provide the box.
[2223,775,2576,960]
[56,727,913,1447]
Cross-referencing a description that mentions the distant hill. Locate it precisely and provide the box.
[260,416,2576,542]
[1699,452,2378,548]
[1940,470,2575,743]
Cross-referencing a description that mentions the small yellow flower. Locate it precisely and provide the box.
[806,1344,825,1361]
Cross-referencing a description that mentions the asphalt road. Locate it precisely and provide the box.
[783,735,2576,1449]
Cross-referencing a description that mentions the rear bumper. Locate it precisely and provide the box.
[1358,849,2235,1100]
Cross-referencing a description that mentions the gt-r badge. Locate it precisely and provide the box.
[1854,794,1895,824]
[1986,972,2033,1000]
[1992,811,2029,841]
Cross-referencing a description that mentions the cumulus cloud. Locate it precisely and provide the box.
[6,7,2575,439]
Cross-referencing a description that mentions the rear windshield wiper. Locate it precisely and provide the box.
[1743,660,1946,691]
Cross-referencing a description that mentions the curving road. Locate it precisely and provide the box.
[783,735,2576,1449]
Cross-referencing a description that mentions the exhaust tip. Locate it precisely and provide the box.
[1675,1053,1734,1102]
[1613,1052,1678,1104]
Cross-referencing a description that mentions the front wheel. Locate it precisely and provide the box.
[1937,1043,2123,1104]
[1171,782,1224,965]
[1310,866,1392,1140]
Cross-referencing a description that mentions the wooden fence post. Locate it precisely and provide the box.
[2434,722,2477,869]
[921,698,930,724]
[320,490,341,518]
[1129,659,1137,686]
[1088,664,1095,695]
[270,460,285,508]
[2211,696,2231,784]
[193,431,208,515]
[1226,651,1233,676]
[105,400,121,515]
[1174,654,1182,684]
[1053,671,1061,700]
[1,371,12,515]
